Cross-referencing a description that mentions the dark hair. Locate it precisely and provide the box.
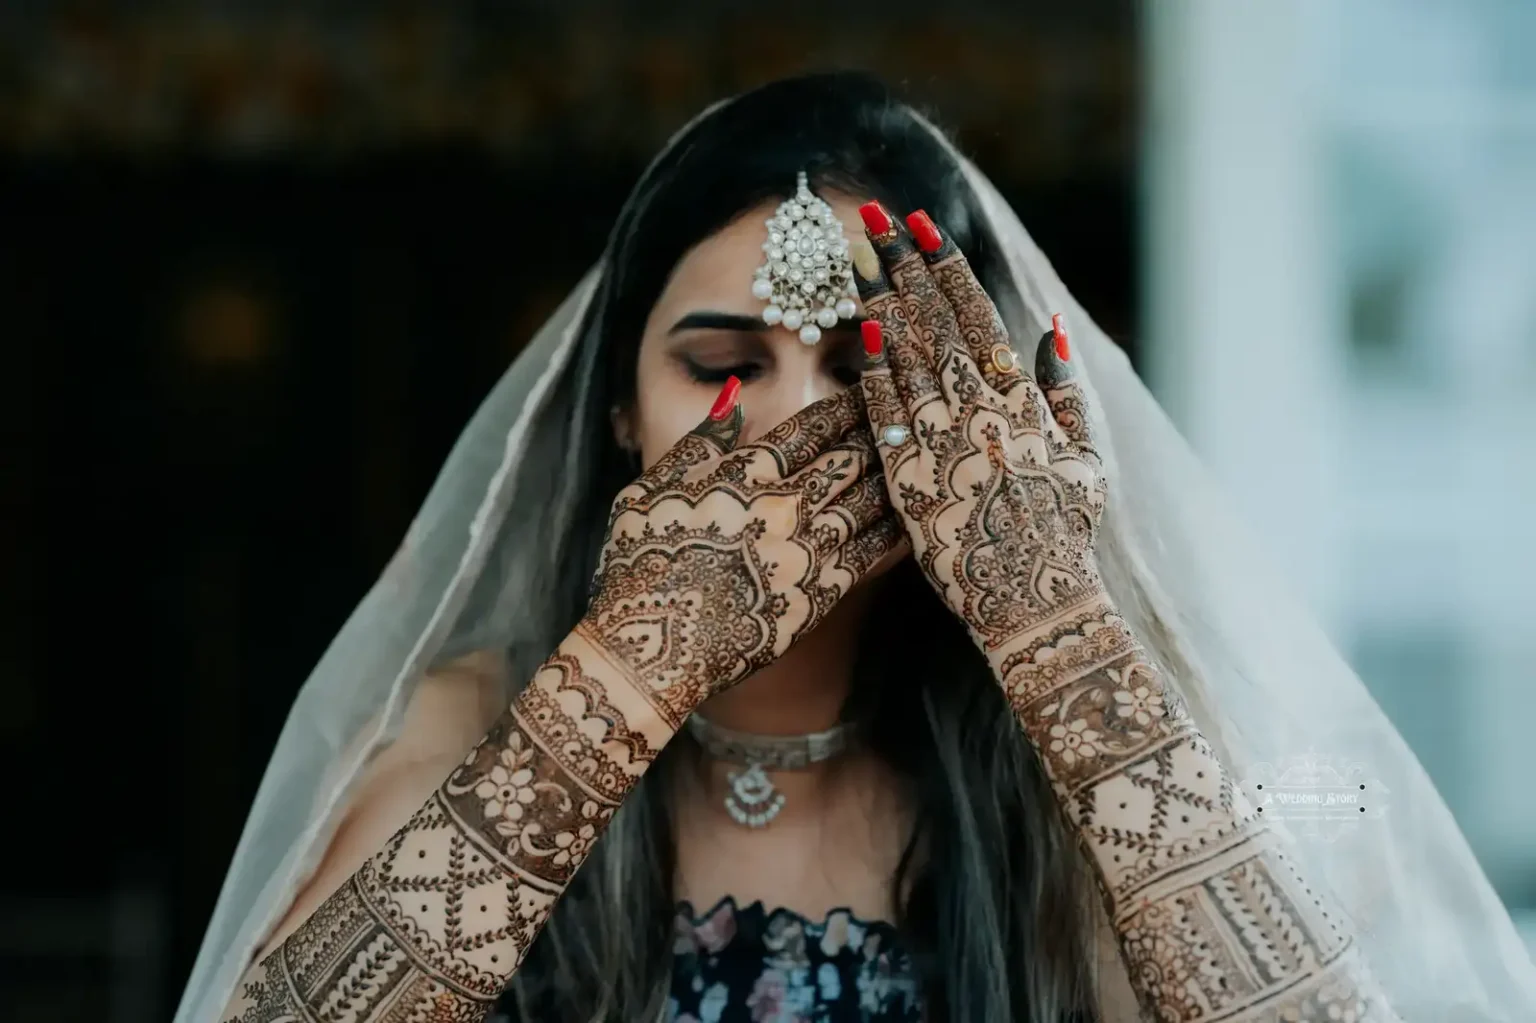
[498,71,1099,1023]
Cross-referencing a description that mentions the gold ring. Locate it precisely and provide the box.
[988,344,1019,376]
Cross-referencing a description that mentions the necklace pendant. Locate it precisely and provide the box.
[724,763,786,829]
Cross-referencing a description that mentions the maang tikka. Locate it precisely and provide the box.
[752,171,858,345]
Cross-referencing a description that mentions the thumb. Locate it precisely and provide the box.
[689,374,745,453]
[628,375,745,497]
[1033,314,1096,457]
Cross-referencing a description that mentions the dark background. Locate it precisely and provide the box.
[0,3,1139,1020]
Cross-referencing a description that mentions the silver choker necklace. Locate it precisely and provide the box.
[684,715,852,829]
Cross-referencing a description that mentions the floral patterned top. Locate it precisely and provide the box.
[666,897,921,1022]
[491,898,921,1022]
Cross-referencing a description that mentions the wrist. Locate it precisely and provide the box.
[555,622,683,748]
[982,590,1122,686]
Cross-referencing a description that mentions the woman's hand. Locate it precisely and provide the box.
[580,377,900,729]
[850,202,1107,667]
[848,205,1396,1023]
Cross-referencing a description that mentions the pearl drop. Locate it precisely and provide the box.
[751,278,773,301]
[835,298,857,318]
[799,324,822,345]
[816,307,837,329]
[781,309,803,331]
[762,305,783,325]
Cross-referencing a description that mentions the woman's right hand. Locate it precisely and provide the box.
[580,377,900,728]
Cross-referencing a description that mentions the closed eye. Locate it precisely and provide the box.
[680,357,765,384]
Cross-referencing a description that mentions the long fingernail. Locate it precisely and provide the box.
[861,320,885,364]
[709,375,742,420]
[905,210,942,254]
[859,200,894,238]
[850,237,880,282]
[1052,313,1071,362]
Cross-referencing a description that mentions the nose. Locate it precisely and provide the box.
[739,350,846,444]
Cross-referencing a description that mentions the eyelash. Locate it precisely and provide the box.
[683,360,764,384]
[681,359,861,388]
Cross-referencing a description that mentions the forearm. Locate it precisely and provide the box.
[218,621,674,1023]
[990,598,1397,1023]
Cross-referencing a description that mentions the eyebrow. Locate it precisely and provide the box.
[668,311,765,334]
[668,309,866,334]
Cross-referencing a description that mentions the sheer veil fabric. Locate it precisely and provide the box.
[175,106,1536,1022]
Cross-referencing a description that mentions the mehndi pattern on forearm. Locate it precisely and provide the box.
[223,644,666,1023]
[223,385,902,1023]
[854,204,1393,1022]
[997,612,1384,1021]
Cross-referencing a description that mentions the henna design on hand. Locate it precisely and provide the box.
[583,386,898,729]
[852,204,1397,1023]
[854,211,1105,657]
[221,384,901,1023]
[223,645,659,1023]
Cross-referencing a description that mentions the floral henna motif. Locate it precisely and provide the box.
[581,521,784,728]
[855,203,1398,1023]
[585,388,897,729]
[222,640,656,1023]
[1000,609,1394,1020]
[221,386,898,1023]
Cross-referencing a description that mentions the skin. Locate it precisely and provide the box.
[220,195,908,1022]
[853,208,1397,1022]
[615,192,912,925]
[216,189,1394,1023]
[255,194,904,961]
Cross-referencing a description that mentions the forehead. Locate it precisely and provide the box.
[650,192,865,320]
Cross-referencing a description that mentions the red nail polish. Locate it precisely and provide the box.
[861,320,884,359]
[709,375,741,420]
[1052,313,1070,362]
[906,210,942,253]
[859,201,892,237]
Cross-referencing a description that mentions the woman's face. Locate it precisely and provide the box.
[617,192,872,461]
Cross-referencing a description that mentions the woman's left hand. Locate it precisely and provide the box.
[850,202,1109,668]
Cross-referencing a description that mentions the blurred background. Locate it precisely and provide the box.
[2,1,1532,1020]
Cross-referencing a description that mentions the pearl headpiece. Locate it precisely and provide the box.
[751,171,858,345]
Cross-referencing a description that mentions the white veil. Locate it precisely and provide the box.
[174,104,1536,1023]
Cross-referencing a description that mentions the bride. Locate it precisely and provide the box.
[182,73,1536,1022]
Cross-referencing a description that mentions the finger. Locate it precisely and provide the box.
[788,426,882,514]
[807,472,888,554]
[835,514,904,584]
[850,216,943,418]
[913,210,1029,398]
[856,319,917,462]
[618,375,744,507]
[860,202,968,373]
[864,203,994,419]
[737,385,867,480]
[1033,314,1100,471]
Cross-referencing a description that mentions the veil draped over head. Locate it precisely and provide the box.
[175,98,1536,1022]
